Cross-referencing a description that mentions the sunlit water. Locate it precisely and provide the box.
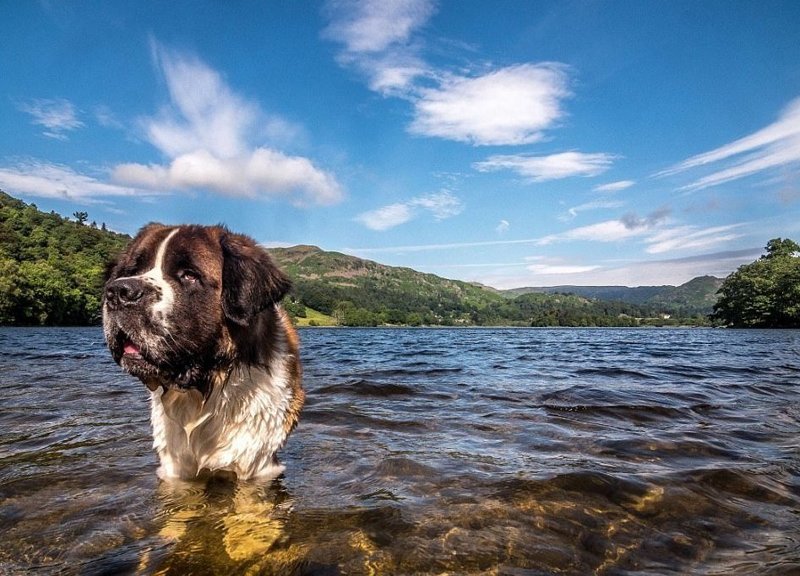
[1,327,799,575]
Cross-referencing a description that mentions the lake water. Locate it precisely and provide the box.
[1,327,799,575]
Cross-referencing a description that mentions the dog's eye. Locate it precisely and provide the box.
[178,270,200,285]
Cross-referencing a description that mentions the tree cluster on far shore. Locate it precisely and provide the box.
[713,238,800,328]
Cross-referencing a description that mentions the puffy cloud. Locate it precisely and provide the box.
[409,64,571,146]
[18,98,83,140]
[660,96,800,191]
[474,151,616,182]
[113,148,343,206]
[112,43,343,205]
[355,190,463,230]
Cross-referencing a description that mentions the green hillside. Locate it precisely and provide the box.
[270,245,711,327]
[0,191,130,325]
[271,245,502,326]
[0,190,717,327]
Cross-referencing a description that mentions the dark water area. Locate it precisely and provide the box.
[1,327,799,575]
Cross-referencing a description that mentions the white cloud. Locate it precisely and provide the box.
[537,219,644,245]
[482,248,761,289]
[496,219,510,234]
[94,105,124,129]
[409,64,571,146]
[0,160,142,201]
[644,224,743,254]
[474,151,616,182]
[410,190,463,219]
[145,45,257,158]
[527,263,600,275]
[536,208,744,260]
[323,0,435,96]
[112,43,343,205]
[538,208,671,245]
[114,148,343,206]
[323,3,577,146]
[355,202,414,231]
[355,190,463,230]
[323,0,435,54]
[593,180,635,193]
[560,199,625,221]
[660,96,800,191]
[18,98,83,140]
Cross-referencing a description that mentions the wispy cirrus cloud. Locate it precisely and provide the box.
[323,0,434,54]
[322,0,434,96]
[18,98,83,140]
[0,160,141,201]
[473,151,616,182]
[479,248,762,289]
[355,190,463,230]
[537,206,743,256]
[659,96,800,191]
[559,199,625,221]
[527,263,600,275]
[644,224,744,254]
[112,42,343,206]
[593,180,635,193]
[537,208,671,246]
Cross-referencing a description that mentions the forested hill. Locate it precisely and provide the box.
[0,190,717,327]
[271,245,505,326]
[505,276,724,316]
[0,190,130,325]
[269,245,715,327]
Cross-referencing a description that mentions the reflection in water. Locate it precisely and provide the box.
[1,327,800,574]
[144,478,298,574]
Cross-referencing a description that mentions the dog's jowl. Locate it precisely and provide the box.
[103,223,304,480]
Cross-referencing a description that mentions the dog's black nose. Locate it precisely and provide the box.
[105,278,145,307]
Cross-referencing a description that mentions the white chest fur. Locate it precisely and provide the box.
[149,357,293,480]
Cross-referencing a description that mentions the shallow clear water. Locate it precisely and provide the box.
[1,327,799,575]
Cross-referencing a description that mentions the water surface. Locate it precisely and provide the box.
[1,327,799,574]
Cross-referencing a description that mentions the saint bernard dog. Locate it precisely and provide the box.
[103,223,304,481]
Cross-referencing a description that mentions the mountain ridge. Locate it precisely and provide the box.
[269,244,720,325]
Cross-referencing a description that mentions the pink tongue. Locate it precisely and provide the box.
[124,342,141,356]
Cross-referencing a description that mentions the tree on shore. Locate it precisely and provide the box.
[713,238,800,328]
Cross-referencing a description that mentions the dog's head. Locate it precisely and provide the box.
[103,224,291,391]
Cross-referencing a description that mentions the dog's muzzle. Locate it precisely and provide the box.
[105,278,148,309]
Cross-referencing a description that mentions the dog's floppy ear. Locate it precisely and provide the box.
[221,232,292,326]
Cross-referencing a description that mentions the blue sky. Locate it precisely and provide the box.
[2,1,800,288]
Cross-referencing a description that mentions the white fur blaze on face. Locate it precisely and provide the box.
[140,228,180,326]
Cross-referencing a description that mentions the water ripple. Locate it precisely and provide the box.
[1,327,799,574]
